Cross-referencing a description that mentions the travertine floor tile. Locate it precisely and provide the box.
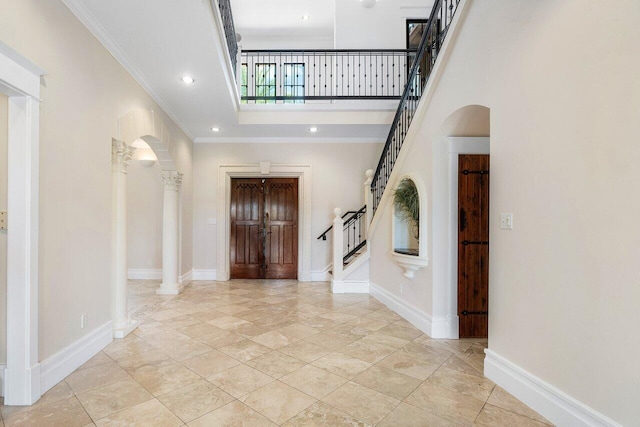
[487,387,551,424]
[251,330,300,349]
[282,401,369,427]
[188,401,276,427]
[311,352,372,379]
[76,379,153,420]
[94,398,182,427]
[427,365,495,402]
[219,339,273,362]
[353,365,422,400]
[243,381,316,424]
[65,362,131,394]
[209,364,275,398]
[131,362,201,397]
[322,382,400,426]
[246,351,307,379]
[281,365,347,399]
[157,379,234,423]
[182,349,241,377]
[335,340,395,364]
[278,340,329,363]
[474,403,551,426]
[405,382,485,425]
[377,402,456,427]
[3,396,92,427]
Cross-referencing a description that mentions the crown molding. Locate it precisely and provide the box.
[60,0,195,142]
[194,136,384,144]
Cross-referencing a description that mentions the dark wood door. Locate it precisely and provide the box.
[230,178,298,279]
[458,155,490,338]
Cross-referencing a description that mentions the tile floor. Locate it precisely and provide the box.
[0,280,552,426]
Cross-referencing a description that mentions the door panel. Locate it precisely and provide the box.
[458,155,490,338]
[264,179,298,279]
[230,178,298,280]
[230,179,264,279]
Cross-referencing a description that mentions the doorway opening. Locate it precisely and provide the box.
[230,178,298,279]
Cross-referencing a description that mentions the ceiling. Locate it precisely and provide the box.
[61,0,394,143]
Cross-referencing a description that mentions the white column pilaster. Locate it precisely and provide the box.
[157,171,183,295]
[111,139,138,339]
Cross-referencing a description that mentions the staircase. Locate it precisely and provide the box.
[323,0,462,292]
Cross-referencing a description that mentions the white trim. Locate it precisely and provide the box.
[331,280,369,294]
[60,0,195,141]
[0,364,5,397]
[127,268,162,280]
[217,164,312,282]
[370,282,450,338]
[40,322,113,396]
[484,349,622,427]
[311,265,332,282]
[179,269,193,284]
[193,269,217,281]
[1,46,44,406]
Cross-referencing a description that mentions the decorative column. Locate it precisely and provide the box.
[157,171,183,295]
[112,139,138,339]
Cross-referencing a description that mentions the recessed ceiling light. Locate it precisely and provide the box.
[182,75,195,84]
[302,14,310,20]
[211,127,220,132]
[309,126,318,133]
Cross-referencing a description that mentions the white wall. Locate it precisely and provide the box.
[367,0,640,424]
[334,0,432,49]
[0,0,193,361]
[0,93,7,364]
[193,142,382,275]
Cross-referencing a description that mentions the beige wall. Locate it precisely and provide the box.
[0,93,7,364]
[193,143,382,274]
[368,0,640,423]
[0,1,193,360]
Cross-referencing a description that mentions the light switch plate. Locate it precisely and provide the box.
[500,213,513,229]
[207,218,217,225]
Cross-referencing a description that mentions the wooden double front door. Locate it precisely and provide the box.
[230,178,298,279]
[458,155,490,338]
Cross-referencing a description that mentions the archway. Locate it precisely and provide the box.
[433,104,490,339]
[112,109,182,339]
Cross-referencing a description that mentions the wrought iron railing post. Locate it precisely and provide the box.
[364,169,374,227]
[332,208,344,281]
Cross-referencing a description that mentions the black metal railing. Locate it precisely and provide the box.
[371,0,460,214]
[317,206,367,265]
[215,0,238,76]
[240,50,417,103]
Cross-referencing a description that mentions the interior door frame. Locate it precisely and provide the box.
[447,137,489,339]
[218,164,311,282]
[0,42,44,404]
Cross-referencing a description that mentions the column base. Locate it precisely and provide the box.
[113,319,139,339]
[156,283,184,295]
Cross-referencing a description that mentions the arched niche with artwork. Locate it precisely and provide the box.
[391,175,428,278]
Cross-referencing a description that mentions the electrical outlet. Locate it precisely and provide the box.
[500,213,513,229]
[147,258,152,266]
[80,313,88,329]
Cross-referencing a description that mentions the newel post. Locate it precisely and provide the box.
[332,208,344,282]
[364,169,374,228]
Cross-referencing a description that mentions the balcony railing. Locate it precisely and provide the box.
[240,50,417,103]
[215,0,239,76]
[371,0,461,215]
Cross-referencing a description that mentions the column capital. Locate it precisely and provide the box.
[161,171,183,191]
[111,139,135,174]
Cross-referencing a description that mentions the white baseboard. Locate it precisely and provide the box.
[311,265,331,282]
[127,268,162,280]
[193,269,217,280]
[40,321,113,395]
[484,349,621,427]
[370,282,451,338]
[179,269,193,284]
[331,280,369,293]
[0,364,5,397]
